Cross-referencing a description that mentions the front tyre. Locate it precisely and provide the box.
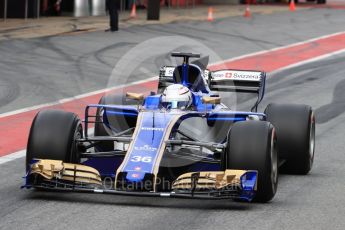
[26,110,82,171]
[226,121,278,203]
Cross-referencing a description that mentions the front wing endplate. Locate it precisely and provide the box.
[172,170,258,200]
[28,159,102,186]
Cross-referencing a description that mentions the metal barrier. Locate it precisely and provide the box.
[25,0,28,20]
[3,0,7,21]
[91,0,106,16]
[120,0,126,12]
[74,0,90,17]
[1,0,196,22]
[2,0,41,21]
[37,0,40,19]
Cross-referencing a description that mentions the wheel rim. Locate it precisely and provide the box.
[270,128,278,193]
[309,113,316,168]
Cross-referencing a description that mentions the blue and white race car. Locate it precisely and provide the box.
[23,52,315,202]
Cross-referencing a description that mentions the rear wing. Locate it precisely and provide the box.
[208,69,266,112]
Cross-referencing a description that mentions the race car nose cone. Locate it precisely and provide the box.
[126,172,146,182]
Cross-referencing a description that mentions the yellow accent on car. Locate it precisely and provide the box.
[172,170,257,190]
[202,96,221,105]
[30,159,102,185]
[126,92,144,101]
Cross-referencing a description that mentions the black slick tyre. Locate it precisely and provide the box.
[265,103,315,175]
[226,121,278,203]
[26,110,82,171]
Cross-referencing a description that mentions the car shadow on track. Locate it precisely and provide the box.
[315,77,345,124]
[24,191,255,211]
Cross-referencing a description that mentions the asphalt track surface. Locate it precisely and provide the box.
[1,7,345,230]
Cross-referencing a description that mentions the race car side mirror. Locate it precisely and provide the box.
[126,92,144,101]
[202,96,221,105]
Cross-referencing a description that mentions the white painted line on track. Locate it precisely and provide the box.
[269,48,345,76]
[0,150,26,165]
[0,129,95,165]
[0,76,158,119]
[211,31,345,66]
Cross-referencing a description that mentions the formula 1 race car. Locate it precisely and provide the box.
[23,52,315,203]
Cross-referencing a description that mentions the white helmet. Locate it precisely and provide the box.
[161,84,193,110]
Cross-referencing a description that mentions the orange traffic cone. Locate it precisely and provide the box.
[289,0,296,11]
[244,5,251,18]
[207,7,214,22]
[130,3,137,18]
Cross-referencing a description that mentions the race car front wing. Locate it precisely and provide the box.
[22,159,257,201]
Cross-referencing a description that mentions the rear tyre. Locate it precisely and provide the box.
[226,121,278,203]
[265,103,315,175]
[26,110,82,171]
[317,0,326,4]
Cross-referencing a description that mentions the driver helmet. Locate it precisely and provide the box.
[161,84,193,110]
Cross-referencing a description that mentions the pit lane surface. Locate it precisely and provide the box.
[1,8,345,230]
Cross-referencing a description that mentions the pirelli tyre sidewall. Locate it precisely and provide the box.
[227,121,278,203]
[26,110,82,171]
[265,103,315,175]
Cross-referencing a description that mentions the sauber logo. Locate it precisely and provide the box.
[141,127,164,132]
[134,145,158,152]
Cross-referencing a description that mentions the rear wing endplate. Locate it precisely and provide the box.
[208,69,266,112]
